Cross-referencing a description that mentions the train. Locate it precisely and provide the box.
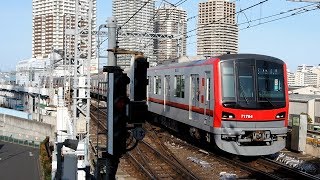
[147,54,288,156]
[89,53,288,156]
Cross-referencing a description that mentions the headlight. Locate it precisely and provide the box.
[222,111,235,119]
[275,112,286,119]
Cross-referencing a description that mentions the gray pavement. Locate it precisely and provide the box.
[0,141,41,180]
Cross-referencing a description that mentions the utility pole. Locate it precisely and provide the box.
[72,0,93,178]
[108,17,117,66]
[51,1,94,178]
[104,17,122,180]
[64,14,74,109]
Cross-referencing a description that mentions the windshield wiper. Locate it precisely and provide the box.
[222,101,237,107]
[262,96,275,107]
[239,82,249,104]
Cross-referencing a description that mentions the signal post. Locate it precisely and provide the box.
[102,53,149,179]
[103,66,130,179]
[101,16,149,180]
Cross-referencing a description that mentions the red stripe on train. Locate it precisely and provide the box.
[148,97,213,116]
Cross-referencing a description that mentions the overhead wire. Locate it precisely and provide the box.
[143,0,270,57]
[239,4,320,31]
[142,0,190,49]
[185,0,270,36]
[237,3,317,27]
[139,0,187,30]
[155,0,320,58]
[118,0,153,30]
[184,1,319,53]
[116,0,320,59]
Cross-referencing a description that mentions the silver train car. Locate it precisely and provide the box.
[147,54,289,156]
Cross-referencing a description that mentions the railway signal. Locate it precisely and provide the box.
[132,54,149,101]
[102,66,130,179]
[104,66,130,156]
[104,39,149,178]
[129,54,149,125]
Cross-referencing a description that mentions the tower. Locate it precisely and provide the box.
[113,0,155,69]
[155,4,187,62]
[32,0,97,59]
[197,0,238,56]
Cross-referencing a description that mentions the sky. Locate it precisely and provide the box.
[0,0,319,72]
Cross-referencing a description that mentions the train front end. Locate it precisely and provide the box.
[213,54,288,156]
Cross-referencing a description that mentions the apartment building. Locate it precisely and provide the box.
[32,0,96,59]
[288,64,320,87]
[197,0,238,56]
[154,5,187,63]
[287,71,296,86]
[113,0,155,69]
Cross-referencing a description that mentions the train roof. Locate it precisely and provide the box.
[149,54,285,70]
[219,54,284,64]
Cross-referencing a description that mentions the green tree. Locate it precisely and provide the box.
[39,137,51,180]
[300,112,313,124]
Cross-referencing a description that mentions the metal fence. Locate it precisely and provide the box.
[0,130,42,148]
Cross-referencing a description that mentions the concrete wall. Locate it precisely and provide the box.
[315,100,320,119]
[30,112,56,126]
[289,101,308,115]
[0,113,55,142]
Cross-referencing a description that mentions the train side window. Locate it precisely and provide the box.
[191,74,200,101]
[221,61,235,101]
[174,75,185,98]
[148,76,151,92]
[154,76,161,95]
[205,72,211,101]
[165,75,171,96]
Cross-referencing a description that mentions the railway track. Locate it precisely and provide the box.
[89,100,320,179]
[90,102,146,179]
[257,157,320,179]
[154,124,320,180]
[127,124,200,179]
[89,102,108,159]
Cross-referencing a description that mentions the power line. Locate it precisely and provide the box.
[239,4,320,30]
[142,0,189,49]
[237,3,317,27]
[150,0,166,23]
[138,0,187,32]
[162,0,175,7]
[144,0,269,57]
[185,0,270,36]
[118,0,153,30]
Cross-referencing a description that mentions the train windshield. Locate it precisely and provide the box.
[221,59,286,109]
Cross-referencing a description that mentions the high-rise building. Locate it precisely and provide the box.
[197,0,238,56]
[32,0,96,59]
[287,71,296,86]
[154,5,187,63]
[113,0,155,69]
[289,64,320,87]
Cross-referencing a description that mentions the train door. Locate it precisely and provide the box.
[164,75,170,112]
[147,76,151,106]
[189,74,200,120]
[204,71,211,121]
